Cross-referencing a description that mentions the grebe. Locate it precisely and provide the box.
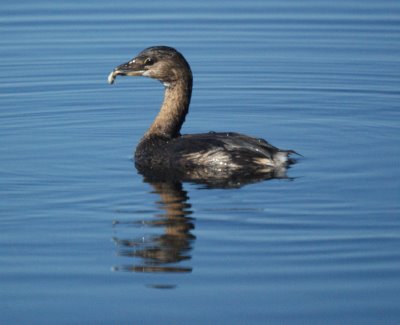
[108,46,296,178]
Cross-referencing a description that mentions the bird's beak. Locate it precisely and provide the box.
[108,59,144,84]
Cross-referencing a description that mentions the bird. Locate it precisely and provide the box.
[108,46,297,182]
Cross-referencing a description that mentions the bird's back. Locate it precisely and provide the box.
[135,132,294,174]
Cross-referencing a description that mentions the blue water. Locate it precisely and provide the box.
[1,0,400,324]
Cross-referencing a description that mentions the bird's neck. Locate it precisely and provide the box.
[144,75,192,139]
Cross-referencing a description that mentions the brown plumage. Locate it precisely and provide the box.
[108,46,297,183]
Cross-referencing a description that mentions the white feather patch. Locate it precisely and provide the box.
[273,152,288,165]
[182,149,240,170]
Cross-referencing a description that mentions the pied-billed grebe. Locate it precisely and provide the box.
[108,46,296,176]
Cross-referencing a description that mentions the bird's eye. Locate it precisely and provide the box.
[144,57,154,66]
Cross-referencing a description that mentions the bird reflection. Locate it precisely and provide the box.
[112,162,295,275]
[136,162,293,189]
[113,180,195,273]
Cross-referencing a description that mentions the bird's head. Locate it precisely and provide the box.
[108,46,192,87]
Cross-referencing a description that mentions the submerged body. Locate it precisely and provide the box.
[108,46,296,179]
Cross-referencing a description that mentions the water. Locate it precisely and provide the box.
[1,0,400,323]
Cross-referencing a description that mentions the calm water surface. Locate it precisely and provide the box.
[1,0,400,324]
